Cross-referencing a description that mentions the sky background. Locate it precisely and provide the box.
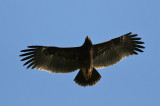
[0,0,160,106]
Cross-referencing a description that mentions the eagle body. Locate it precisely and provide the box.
[20,32,145,87]
[80,36,93,80]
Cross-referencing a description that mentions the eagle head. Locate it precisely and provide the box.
[82,36,93,47]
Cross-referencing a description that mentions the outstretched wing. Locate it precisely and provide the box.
[20,46,81,73]
[93,32,145,69]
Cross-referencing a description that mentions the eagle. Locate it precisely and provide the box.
[20,32,145,87]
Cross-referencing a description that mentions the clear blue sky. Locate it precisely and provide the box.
[0,0,159,106]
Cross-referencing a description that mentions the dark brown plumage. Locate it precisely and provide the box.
[20,32,145,87]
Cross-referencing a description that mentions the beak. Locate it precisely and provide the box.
[86,36,90,40]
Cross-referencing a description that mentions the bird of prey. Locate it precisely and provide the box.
[20,32,145,87]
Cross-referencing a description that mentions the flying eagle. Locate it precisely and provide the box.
[20,32,145,87]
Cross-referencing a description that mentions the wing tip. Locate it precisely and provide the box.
[128,33,145,55]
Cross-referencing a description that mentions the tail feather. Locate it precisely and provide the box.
[74,67,101,87]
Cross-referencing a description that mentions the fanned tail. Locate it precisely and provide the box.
[74,67,101,87]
